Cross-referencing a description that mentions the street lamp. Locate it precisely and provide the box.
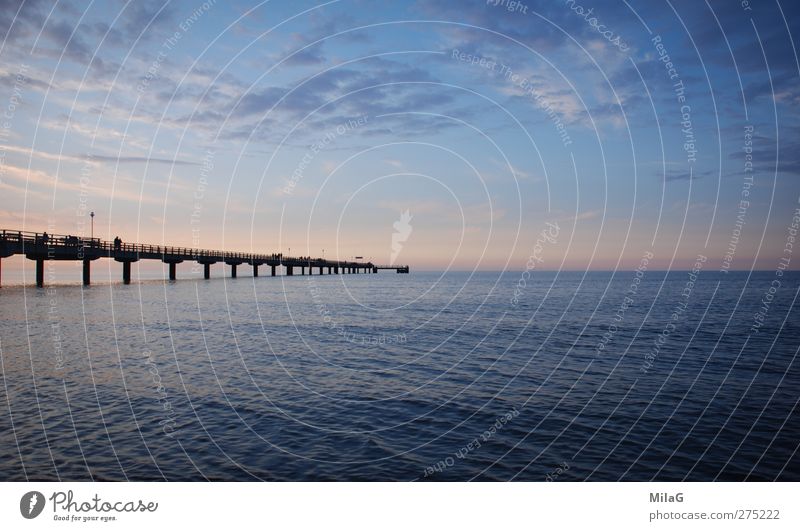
[90,211,95,240]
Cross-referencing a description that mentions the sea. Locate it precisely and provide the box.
[0,270,797,481]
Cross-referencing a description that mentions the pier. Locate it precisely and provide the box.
[0,229,409,287]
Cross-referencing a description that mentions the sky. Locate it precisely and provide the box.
[1,0,799,273]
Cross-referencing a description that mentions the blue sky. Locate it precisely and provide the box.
[1,0,798,271]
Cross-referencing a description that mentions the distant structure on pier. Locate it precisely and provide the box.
[0,229,409,287]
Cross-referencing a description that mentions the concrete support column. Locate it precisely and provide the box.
[83,259,90,285]
[301,266,305,275]
[169,262,177,281]
[123,261,131,284]
[231,264,237,278]
[271,265,276,276]
[286,266,293,276]
[36,258,44,287]
[373,267,378,273]
[204,263,211,279]
[319,266,323,275]
[253,264,258,277]
[334,266,339,274]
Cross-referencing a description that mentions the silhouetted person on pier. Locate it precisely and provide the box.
[114,236,121,250]
[41,232,48,245]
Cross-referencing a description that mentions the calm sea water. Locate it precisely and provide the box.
[0,270,797,481]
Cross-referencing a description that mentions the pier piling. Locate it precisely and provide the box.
[36,258,44,287]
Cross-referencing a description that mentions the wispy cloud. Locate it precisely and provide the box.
[88,154,201,166]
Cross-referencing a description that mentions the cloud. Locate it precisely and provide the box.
[729,136,800,175]
[0,145,93,165]
[0,69,51,91]
[572,209,602,221]
[0,160,169,205]
[283,45,326,66]
[660,168,714,182]
[0,0,48,45]
[88,154,201,166]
